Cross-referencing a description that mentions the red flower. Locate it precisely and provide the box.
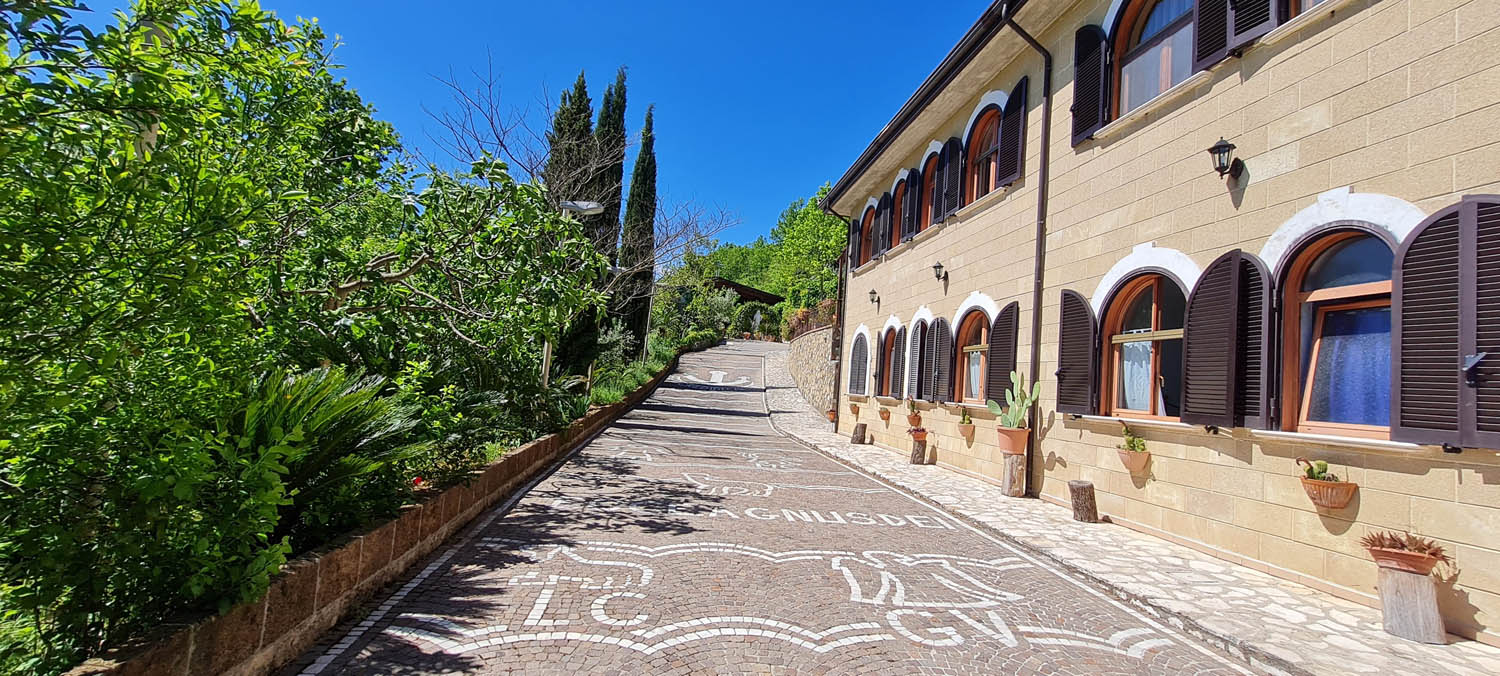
[412,477,424,487]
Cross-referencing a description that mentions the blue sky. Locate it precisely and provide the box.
[84,0,989,244]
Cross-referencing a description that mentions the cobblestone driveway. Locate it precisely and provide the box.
[292,343,1249,675]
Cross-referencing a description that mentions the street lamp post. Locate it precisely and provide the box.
[544,200,606,389]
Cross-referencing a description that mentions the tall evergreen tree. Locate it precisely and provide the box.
[619,106,657,346]
[592,67,628,264]
[544,71,594,208]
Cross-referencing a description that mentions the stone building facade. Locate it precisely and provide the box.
[825,0,1500,644]
[786,327,837,415]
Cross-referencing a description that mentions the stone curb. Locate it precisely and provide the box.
[67,352,686,676]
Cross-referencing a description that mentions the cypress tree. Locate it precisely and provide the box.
[619,106,657,346]
[544,71,594,208]
[592,67,627,264]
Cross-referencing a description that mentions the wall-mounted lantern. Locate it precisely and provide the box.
[1207,138,1245,180]
[868,289,880,304]
[932,261,948,281]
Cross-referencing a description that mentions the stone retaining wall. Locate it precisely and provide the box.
[786,325,835,415]
[68,356,680,676]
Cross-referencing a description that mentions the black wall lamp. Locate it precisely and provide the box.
[932,261,948,281]
[868,289,880,304]
[1208,137,1245,180]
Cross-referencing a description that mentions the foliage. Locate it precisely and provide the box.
[985,372,1041,430]
[618,106,657,345]
[766,185,845,313]
[905,398,919,415]
[1296,457,1340,482]
[1360,531,1452,564]
[1118,425,1148,453]
[783,298,838,340]
[592,68,628,265]
[734,302,775,335]
[958,408,972,425]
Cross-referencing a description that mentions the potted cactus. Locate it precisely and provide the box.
[1117,424,1150,473]
[905,398,922,426]
[985,371,1039,455]
[957,408,975,440]
[1361,530,1451,643]
[1297,457,1357,509]
[908,427,929,442]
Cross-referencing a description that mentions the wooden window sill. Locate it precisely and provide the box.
[953,185,1012,222]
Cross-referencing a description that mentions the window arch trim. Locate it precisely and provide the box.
[954,309,992,403]
[1098,270,1188,420]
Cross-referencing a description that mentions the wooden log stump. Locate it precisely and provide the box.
[1068,480,1099,523]
[1001,453,1026,497]
[1377,567,1446,643]
[909,439,927,464]
[850,423,868,445]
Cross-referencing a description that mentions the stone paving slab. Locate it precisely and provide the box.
[761,343,1500,676]
[285,342,1252,675]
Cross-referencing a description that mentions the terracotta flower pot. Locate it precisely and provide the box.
[909,428,928,442]
[1300,477,1358,509]
[1118,449,1151,473]
[742,332,751,339]
[825,410,836,422]
[850,403,860,415]
[958,423,975,439]
[906,414,922,426]
[879,409,891,421]
[1368,547,1443,575]
[995,426,1028,455]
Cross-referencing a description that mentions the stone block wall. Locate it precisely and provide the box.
[786,326,836,415]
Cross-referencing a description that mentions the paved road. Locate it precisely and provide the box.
[292,342,1248,675]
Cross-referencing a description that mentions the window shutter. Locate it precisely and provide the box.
[1181,250,1242,427]
[901,173,918,242]
[1235,252,1274,429]
[920,323,936,401]
[931,318,954,403]
[1395,196,1500,448]
[909,322,925,400]
[1056,290,1097,414]
[849,334,868,395]
[1394,206,1463,446]
[877,192,893,254]
[943,138,964,217]
[931,152,946,224]
[873,331,886,396]
[849,218,862,268]
[996,78,1027,188]
[891,328,907,399]
[1230,0,1279,49]
[986,302,1020,404]
[1072,25,1109,146]
[1195,0,1232,72]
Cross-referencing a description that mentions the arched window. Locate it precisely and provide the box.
[1101,274,1186,418]
[879,328,898,396]
[1281,231,1393,437]
[967,108,1001,203]
[859,207,876,266]
[954,310,990,403]
[1117,0,1194,115]
[921,154,939,232]
[892,181,908,244]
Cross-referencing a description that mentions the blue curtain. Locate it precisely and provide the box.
[1307,307,1391,426]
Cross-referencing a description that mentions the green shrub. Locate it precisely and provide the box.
[733,302,775,335]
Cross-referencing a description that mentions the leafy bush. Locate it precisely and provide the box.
[734,302,775,335]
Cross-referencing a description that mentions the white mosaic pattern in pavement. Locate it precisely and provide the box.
[762,343,1500,676]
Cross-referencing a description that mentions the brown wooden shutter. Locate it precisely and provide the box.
[1236,252,1274,429]
[1072,25,1109,146]
[920,322,936,401]
[943,137,964,218]
[1056,290,1097,414]
[1393,206,1463,445]
[1195,0,1232,72]
[1181,251,1242,427]
[876,193,893,255]
[849,218,862,269]
[873,330,886,396]
[931,318,954,403]
[891,328,907,399]
[986,302,1020,404]
[932,149,948,223]
[849,334,868,394]
[996,77,1027,188]
[1229,0,1279,50]
[1471,198,1500,448]
[909,321,925,400]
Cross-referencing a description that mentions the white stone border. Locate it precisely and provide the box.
[950,291,1000,329]
[862,197,880,216]
[880,314,904,336]
[962,90,1009,145]
[924,140,944,159]
[1090,243,1202,312]
[1256,187,1425,274]
[888,169,913,197]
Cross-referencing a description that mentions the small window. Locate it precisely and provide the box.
[1102,274,1186,419]
[1283,232,1394,437]
[893,181,908,244]
[921,155,939,231]
[1119,0,1194,114]
[880,328,899,396]
[954,311,990,403]
[967,109,1001,202]
[859,207,876,266]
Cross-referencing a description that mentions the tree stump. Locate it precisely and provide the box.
[1001,453,1026,497]
[850,423,868,445]
[909,439,927,464]
[1377,567,1446,643]
[1068,480,1099,523]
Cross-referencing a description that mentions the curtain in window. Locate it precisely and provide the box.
[1308,307,1391,426]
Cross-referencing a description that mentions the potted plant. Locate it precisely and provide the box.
[905,398,922,426]
[908,427,928,442]
[849,402,859,415]
[1117,424,1150,473]
[957,408,975,440]
[1297,457,1358,509]
[1360,530,1451,643]
[985,371,1039,455]
[878,407,891,421]
[825,409,836,422]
